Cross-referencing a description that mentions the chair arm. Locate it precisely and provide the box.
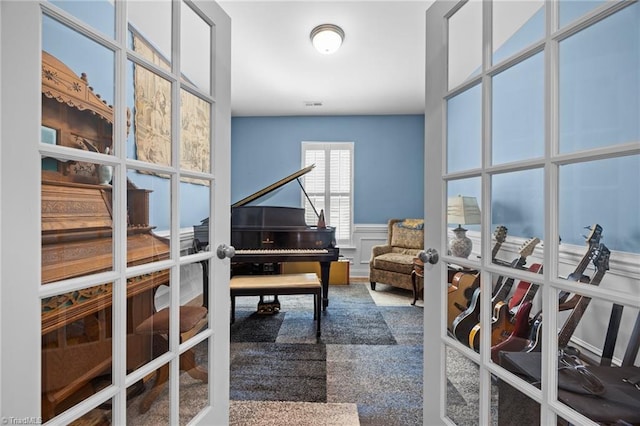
[371,245,392,259]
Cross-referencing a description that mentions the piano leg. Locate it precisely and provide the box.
[319,261,331,310]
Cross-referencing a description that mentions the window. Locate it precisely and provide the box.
[301,142,353,246]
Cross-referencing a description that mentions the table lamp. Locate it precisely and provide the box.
[447,195,481,258]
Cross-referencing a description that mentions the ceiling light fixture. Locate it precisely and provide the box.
[310,24,344,55]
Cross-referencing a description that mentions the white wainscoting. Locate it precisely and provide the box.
[154,228,203,311]
[346,223,389,278]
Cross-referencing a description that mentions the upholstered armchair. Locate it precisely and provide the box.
[369,218,424,291]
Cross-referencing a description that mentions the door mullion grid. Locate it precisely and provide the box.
[540,0,560,424]
[168,2,183,424]
[111,1,129,424]
[438,8,452,423]
[207,8,219,363]
[478,0,493,424]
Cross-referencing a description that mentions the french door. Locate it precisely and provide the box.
[0,1,231,424]
[424,1,639,425]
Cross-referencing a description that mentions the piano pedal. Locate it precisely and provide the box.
[257,298,281,315]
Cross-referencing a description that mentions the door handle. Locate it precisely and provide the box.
[216,244,236,259]
[418,248,439,265]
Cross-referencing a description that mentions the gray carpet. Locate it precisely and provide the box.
[230,401,360,426]
[114,282,484,425]
[230,283,424,425]
[230,311,285,342]
[230,342,327,402]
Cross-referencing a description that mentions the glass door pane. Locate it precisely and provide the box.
[181,1,211,94]
[492,53,544,165]
[128,1,172,72]
[448,0,482,90]
[127,62,172,165]
[492,0,544,65]
[47,0,115,39]
[558,3,639,153]
[447,84,482,173]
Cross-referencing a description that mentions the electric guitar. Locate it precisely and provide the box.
[522,311,543,353]
[446,226,507,331]
[558,224,603,305]
[465,238,540,349]
[508,224,601,310]
[490,300,533,363]
[486,263,542,349]
[509,263,543,314]
[523,243,609,353]
[520,226,603,351]
[558,244,610,349]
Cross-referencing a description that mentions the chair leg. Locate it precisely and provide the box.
[180,349,208,383]
[42,395,56,421]
[138,348,208,414]
[139,363,170,414]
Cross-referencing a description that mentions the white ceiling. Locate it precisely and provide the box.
[218,1,434,117]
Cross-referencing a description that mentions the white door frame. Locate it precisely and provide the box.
[425,1,639,425]
[1,0,44,419]
[0,1,231,423]
[423,1,449,424]
[199,0,232,424]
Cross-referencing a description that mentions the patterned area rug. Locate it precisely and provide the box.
[231,342,327,402]
[81,283,484,425]
[231,283,397,345]
[230,400,360,426]
[230,283,424,425]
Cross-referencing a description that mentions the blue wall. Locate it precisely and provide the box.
[231,115,425,224]
[42,1,639,254]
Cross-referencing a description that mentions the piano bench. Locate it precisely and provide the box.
[230,273,322,337]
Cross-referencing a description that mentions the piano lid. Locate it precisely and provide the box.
[231,164,315,208]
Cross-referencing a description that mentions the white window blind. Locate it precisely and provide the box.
[302,142,354,246]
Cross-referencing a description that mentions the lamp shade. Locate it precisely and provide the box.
[310,24,344,54]
[447,195,481,226]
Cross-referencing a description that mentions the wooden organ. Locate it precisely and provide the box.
[40,51,170,419]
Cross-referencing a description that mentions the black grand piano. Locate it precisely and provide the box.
[194,164,340,310]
